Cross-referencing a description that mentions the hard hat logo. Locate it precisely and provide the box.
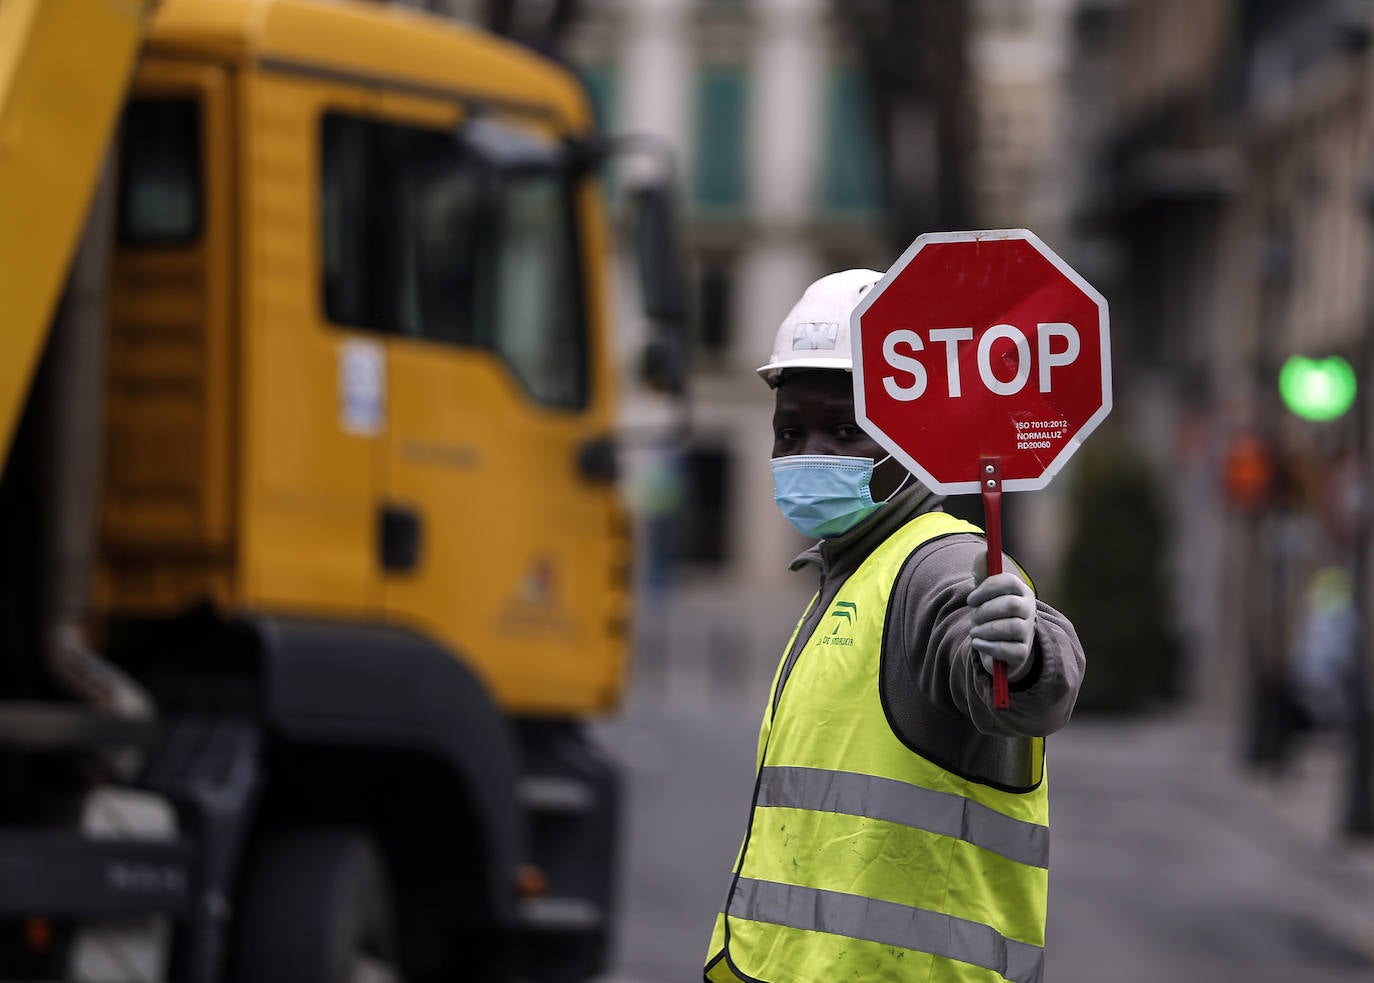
[792,322,840,352]
[757,269,883,386]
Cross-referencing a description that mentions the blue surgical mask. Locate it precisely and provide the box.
[770,454,908,539]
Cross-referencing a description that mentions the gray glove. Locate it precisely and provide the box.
[967,566,1038,682]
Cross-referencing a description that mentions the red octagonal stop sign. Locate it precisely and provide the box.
[852,229,1111,494]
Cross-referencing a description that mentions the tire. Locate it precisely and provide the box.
[230,827,401,983]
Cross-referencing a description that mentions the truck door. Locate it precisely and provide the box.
[340,93,626,713]
[237,72,383,616]
[101,58,238,612]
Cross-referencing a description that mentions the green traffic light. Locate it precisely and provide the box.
[1278,355,1357,421]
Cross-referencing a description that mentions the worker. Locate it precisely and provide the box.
[703,269,1086,983]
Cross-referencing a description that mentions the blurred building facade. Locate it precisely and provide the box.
[558,0,1113,687]
[408,0,1374,720]
[559,0,896,681]
[971,0,1075,238]
[392,0,1374,828]
[548,0,1083,689]
[1066,0,1374,749]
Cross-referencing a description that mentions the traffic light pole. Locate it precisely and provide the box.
[1345,187,1374,837]
[1346,503,1374,836]
[1343,424,1373,834]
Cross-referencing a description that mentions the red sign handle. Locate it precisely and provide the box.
[980,458,1011,710]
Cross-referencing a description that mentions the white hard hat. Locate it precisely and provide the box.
[757,269,884,387]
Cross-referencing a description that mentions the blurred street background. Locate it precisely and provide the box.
[298,0,1374,974]
[494,0,1374,977]
[531,0,1374,792]
[11,0,1374,979]
[594,664,1374,982]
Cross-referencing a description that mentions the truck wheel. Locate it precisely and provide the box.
[230,827,401,983]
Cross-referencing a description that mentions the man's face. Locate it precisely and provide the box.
[772,370,909,500]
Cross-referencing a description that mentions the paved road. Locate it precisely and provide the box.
[593,685,1374,982]
[1044,716,1374,983]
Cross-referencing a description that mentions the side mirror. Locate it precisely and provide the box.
[602,134,692,432]
[640,336,688,396]
[631,182,688,328]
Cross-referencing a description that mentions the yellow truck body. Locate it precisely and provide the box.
[97,0,631,716]
[0,0,150,464]
[0,2,677,977]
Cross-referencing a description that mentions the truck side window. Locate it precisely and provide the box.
[394,128,483,347]
[118,98,201,245]
[477,171,586,409]
[321,115,374,327]
[318,111,588,410]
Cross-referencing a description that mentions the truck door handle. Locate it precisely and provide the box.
[577,436,619,485]
[380,504,422,572]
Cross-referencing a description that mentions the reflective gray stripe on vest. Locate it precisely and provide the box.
[729,875,1044,983]
[756,765,1049,869]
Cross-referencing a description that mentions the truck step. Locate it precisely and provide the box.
[0,829,192,917]
[517,896,604,933]
[517,775,595,815]
[0,700,155,751]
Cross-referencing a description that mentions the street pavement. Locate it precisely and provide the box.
[592,672,1374,982]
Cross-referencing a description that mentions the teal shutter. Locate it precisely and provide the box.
[581,61,617,133]
[820,67,883,215]
[692,66,748,212]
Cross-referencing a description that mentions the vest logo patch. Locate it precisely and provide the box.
[824,601,856,645]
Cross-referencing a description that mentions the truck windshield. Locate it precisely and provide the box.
[321,112,588,411]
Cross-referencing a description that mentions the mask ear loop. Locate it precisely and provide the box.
[873,454,914,504]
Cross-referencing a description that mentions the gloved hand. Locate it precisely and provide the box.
[967,558,1038,682]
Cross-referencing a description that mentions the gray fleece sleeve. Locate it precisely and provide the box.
[887,534,1085,738]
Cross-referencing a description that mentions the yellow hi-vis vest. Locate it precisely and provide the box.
[704,511,1048,983]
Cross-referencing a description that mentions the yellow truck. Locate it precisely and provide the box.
[0,0,685,979]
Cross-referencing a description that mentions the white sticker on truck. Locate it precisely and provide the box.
[340,339,385,435]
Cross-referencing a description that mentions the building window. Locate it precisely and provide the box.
[695,254,735,355]
[692,65,748,212]
[580,60,618,133]
[678,445,732,565]
[819,67,883,215]
[320,112,589,410]
[118,98,202,245]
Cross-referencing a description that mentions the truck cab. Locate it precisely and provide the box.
[106,0,632,714]
[0,1,684,979]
